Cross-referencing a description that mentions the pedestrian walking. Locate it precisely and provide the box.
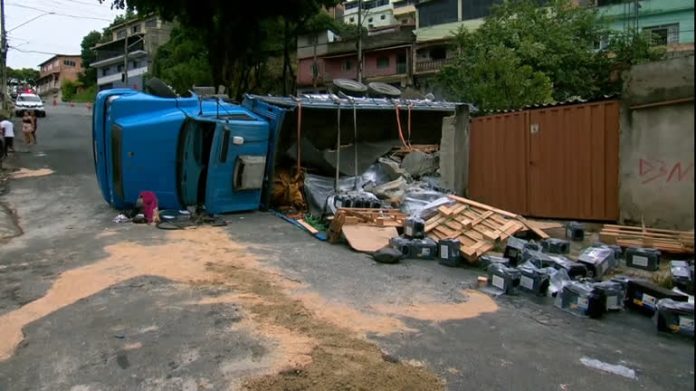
[0,115,15,154]
[21,110,36,145]
[30,110,39,144]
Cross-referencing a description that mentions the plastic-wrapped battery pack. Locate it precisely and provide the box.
[654,299,694,337]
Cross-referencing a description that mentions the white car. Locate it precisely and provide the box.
[14,93,46,117]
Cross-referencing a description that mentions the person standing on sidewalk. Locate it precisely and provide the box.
[21,111,36,145]
[0,115,15,154]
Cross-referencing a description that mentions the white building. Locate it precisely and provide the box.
[343,0,398,29]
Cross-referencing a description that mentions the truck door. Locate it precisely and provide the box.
[204,120,269,214]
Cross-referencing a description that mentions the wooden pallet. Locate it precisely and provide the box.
[328,208,406,243]
[599,224,694,254]
[424,195,527,263]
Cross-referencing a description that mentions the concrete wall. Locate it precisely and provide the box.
[619,54,694,230]
[439,105,469,195]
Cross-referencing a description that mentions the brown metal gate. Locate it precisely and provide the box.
[468,100,620,221]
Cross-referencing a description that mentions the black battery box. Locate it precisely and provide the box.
[504,237,540,266]
[577,246,615,279]
[541,238,571,255]
[565,222,584,241]
[479,255,510,270]
[591,280,626,311]
[517,264,551,296]
[654,299,694,338]
[546,254,588,280]
[555,281,606,318]
[404,216,425,239]
[625,247,661,271]
[670,260,694,295]
[626,279,689,316]
[438,239,462,267]
[487,263,521,295]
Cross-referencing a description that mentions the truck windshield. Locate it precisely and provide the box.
[18,95,41,102]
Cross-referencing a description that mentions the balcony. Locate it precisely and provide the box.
[415,58,455,73]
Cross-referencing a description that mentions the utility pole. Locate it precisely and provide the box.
[357,0,363,83]
[123,27,129,87]
[1,0,8,112]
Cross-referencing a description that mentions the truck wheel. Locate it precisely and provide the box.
[146,78,177,98]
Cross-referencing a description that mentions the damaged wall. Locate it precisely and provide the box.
[619,54,695,230]
[439,105,469,196]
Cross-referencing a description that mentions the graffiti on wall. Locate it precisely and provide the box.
[639,158,694,184]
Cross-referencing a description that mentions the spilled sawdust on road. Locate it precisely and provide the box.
[0,226,498,390]
[10,168,54,179]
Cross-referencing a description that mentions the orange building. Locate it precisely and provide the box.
[36,55,83,101]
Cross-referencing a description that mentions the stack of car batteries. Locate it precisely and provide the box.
[545,254,588,280]
[517,263,551,296]
[333,191,382,209]
[591,242,623,266]
[577,246,615,279]
[670,260,694,294]
[654,299,695,337]
[625,279,689,316]
[555,281,606,318]
[591,280,626,311]
[438,238,462,267]
[487,263,521,295]
[479,255,510,270]
[541,238,570,255]
[504,237,540,266]
[625,247,661,271]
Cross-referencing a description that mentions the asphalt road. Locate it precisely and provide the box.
[0,105,693,390]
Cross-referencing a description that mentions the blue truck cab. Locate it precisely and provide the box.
[92,87,284,214]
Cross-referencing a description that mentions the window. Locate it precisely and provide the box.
[117,64,124,72]
[131,25,140,34]
[101,68,109,77]
[380,14,386,20]
[63,60,76,67]
[145,18,157,28]
[349,17,355,23]
[342,59,353,71]
[430,47,447,60]
[368,17,373,22]
[132,61,139,69]
[643,24,679,46]
[116,29,126,39]
[377,56,390,69]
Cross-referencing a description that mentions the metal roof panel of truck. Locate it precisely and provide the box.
[243,94,466,112]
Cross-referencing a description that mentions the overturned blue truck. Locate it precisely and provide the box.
[92,79,468,215]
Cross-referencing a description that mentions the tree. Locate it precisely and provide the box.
[7,68,40,84]
[151,26,213,94]
[78,31,103,86]
[103,0,341,98]
[437,0,663,112]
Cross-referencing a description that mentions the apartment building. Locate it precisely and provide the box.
[36,55,83,101]
[90,15,172,90]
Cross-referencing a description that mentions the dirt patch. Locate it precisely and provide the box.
[10,168,54,179]
[0,227,444,390]
[371,290,498,322]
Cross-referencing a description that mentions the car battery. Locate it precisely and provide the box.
[624,247,661,271]
[404,216,425,239]
[478,255,510,270]
[591,280,626,311]
[438,239,462,267]
[517,264,550,296]
[407,237,438,260]
[591,242,623,264]
[541,238,570,255]
[504,237,541,266]
[670,260,694,294]
[389,236,411,257]
[546,254,588,280]
[555,281,606,318]
[577,246,615,279]
[625,279,689,317]
[521,250,555,269]
[487,263,521,295]
[565,221,584,241]
[654,299,694,338]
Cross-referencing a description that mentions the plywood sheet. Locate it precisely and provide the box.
[342,226,398,253]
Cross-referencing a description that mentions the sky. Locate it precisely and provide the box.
[4,0,125,70]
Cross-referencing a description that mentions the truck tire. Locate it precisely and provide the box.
[367,82,401,98]
[146,78,177,98]
[332,79,367,97]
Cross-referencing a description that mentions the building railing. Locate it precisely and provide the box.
[415,58,455,73]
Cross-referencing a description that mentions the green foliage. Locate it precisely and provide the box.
[61,80,80,101]
[152,26,213,94]
[437,0,664,112]
[72,85,99,103]
[78,31,103,86]
[7,68,40,84]
[106,0,341,98]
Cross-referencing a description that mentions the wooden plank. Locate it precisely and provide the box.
[342,226,398,253]
[450,204,469,216]
[603,224,694,235]
[296,219,319,234]
[463,230,484,241]
[438,205,454,216]
[425,216,448,232]
[600,229,694,240]
[518,216,549,239]
[444,220,463,231]
[457,218,473,229]
[448,194,519,218]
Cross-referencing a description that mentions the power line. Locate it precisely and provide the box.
[8,45,62,56]
[6,2,112,22]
